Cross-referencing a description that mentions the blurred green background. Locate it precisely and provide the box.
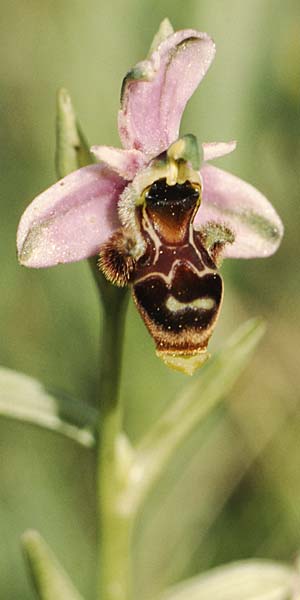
[1,0,300,598]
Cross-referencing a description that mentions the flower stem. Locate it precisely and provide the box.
[90,261,132,600]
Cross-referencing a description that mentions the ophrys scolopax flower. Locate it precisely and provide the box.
[17,19,283,375]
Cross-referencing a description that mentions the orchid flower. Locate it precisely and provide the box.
[17,19,283,375]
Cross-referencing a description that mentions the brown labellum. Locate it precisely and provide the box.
[99,177,227,374]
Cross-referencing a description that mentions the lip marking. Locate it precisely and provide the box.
[166,296,215,313]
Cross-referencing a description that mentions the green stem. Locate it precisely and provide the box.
[90,261,132,600]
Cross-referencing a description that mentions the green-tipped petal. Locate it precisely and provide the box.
[148,18,174,55]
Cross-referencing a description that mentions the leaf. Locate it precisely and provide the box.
[22,530,84,600]
[0,366,97,447]
[128,318,266,511]
[56,87,93,179]
[160,559,295,600]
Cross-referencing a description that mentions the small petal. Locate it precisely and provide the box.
[202,140,237,162]
[90,145,146,180]
[196,164,283,258]
[118,29,216,157]
[17,165,125,267]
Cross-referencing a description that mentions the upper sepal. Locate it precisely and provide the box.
[118,28,216,158]
[197,164,284,258]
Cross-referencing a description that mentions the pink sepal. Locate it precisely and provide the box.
[197,164,284,258]
[118,29,216,157]
[17,164,125,267]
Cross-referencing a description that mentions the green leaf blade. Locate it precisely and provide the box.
[128,319,266,512]
[0,367,97,447]
[160,559,295,600]
[22,530,84,600]
[56,87,93,179]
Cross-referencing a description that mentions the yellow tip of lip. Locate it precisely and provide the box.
[156,350,210,376]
